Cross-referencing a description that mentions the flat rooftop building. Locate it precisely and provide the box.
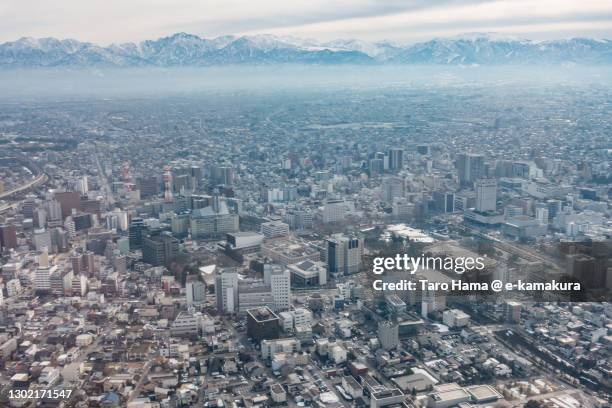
[246,306,280,342]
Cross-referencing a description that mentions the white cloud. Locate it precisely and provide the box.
[0,0,610,43]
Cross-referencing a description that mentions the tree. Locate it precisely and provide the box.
[524,400,542,408]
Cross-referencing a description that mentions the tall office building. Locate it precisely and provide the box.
[45,200,63,222]
[327,234,364,276]
[369,158,384,176]
[378,320,399,350]
[83,251,96,276]
[72,213,92,232]
[322,199,346,224]
[270,268,291,311]
[77,176,89,194]
[186,276,206,305]
[21,195,36,219]
[137,176,160,199]
[142,231,179,267]
[475,179,497,212]
[128,218,146,250]
[35,265,57,294]
[33,229,52,252]
[388,148,404,171]
[535,203,549,226]
[0,224,17,251]
[215,270,239,313]
[432,191,455,213]
[70,253,83,274]
[211,165,234,186]
[456,153,485,186]
[54,191,81,219]
[382,176,404,203]
[238,281,274,313]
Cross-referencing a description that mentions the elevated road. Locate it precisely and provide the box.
[0,150,48,200]
[0,172,48,200]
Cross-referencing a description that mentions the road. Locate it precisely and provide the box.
[127,361,152,402]
[92,143,115,209]
[0,172,47,200]
[0,150,48,197]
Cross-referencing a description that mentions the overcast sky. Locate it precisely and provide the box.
[1,0,611,44]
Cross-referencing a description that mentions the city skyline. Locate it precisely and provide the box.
[0,3,610,407]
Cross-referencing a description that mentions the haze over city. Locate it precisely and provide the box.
[0,2,610,408]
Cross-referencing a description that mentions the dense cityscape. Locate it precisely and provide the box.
[0,70,610,408]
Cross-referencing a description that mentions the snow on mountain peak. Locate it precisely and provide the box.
[0,32,609,67]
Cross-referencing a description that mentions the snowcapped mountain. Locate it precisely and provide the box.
[0,32,609,68]
[389,34,612,65]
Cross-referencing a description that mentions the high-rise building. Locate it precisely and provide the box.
[45,200,62,222]
[186,276,206,305]
[0,224,17,251]
[535,203,549,226]
[238,281,274,313]
[475,179,497,212]
[382,176,404,203]
[35,265,56,294]
[270,268,291,311]
[54,191,81,219]
[142,231,179,267]
[505,301,522,323]
[33,229,52,252]
[72,213,92,232]
[171,213,190,237]
[63,217,76,240]
[432,191,455,213]
[215,270,239,313]
[21,195,36,219]
[34,208,47,228]
[322,199,346,224]
[388,148,404,171]
[83,251,96,276]
[128,218,146,250]
[378,320,399,350]
[137,176,159,198]
[50,269,73,296]
[211,165,234,186]
[456,153,485,186]
[326,234,364,276]
[369,158,384,176]
[70,253,83,274]
[77,176,89,194]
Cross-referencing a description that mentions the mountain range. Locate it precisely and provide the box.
[0,32,610,68]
